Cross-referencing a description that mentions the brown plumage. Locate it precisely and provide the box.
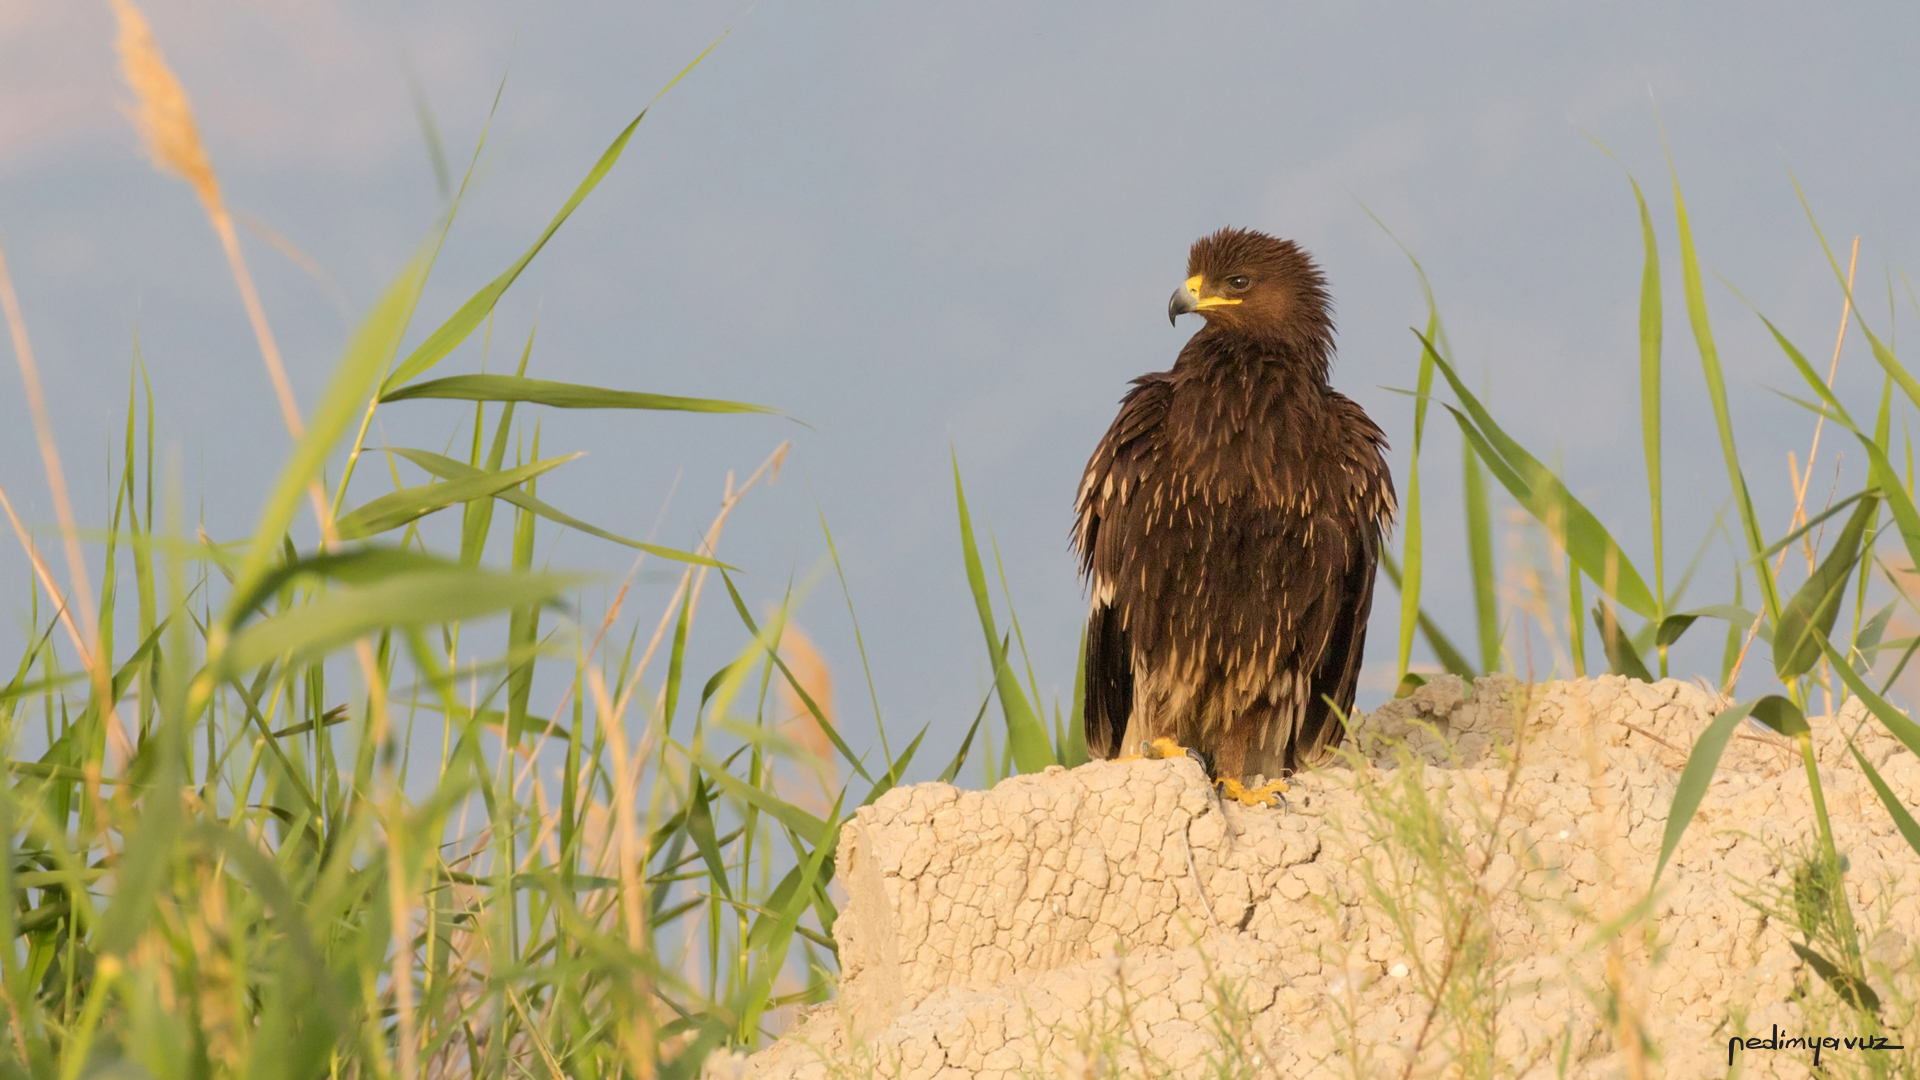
[1072,228,1395,783]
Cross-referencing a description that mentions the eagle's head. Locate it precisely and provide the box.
[1169,227,1333,353]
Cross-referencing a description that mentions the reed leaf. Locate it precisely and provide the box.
[1669,159,1780,623]
[1378,547,1475,678]
[1653,697,1759,887]
[1592,600,1652,681]
[1397,310,1440,687]
[224,250,429,635]
[220,567,581,674]
[1461,430,1499,672]
[336,452,580,539]
[393,447,728,567]
[381,109,654,393]
[1435,383,1657,620]
[382,373,776,415]
[1774,494,1877,679]
[952,456,1055,774]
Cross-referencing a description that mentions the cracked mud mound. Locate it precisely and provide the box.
[708,677,1920,1079]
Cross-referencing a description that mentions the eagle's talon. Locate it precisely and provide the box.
[1218,776,1290,810]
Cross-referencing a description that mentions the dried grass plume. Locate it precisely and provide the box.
[108,0,317,475]
[776,624,837,798]
[112,0,222,215]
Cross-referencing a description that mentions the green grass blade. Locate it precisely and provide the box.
[715,571,872,782]
[1635,197,1666,614]
[1652,697,1758,887]
[382,110,653,392]
[1357,205,1452,689]
[818,511,888,763]
[336,452,581,539]
[326,73,508,516]
[382,373,776,415]
[939,688,993,784]
[1592,601,1652,681]
[133,349,158,732]
[1590,140,1667,627]
[1626,168,1669,674]
[1438,393,1657,619]
[458,323,533,566]
[1723,558,1746,688]
[1657,604,1762,649]
[692,747,828,848]
[1774,495,1877,679]
[1817,631,1920,864]
[1065,626,1089,767]
[662,582,694,737]
[1378,548,1475,678]
[1758,314,1920,584]
[1772,394,1920,591]
[221,568,581,675]
[1848,744,1920,860]
[1756,490,1871,562]
[1397,310,1440,687]
[988,533,1047,717]
[1818,635,1920,761]
[225,250,430,635]
[1567,563,1586,676]
[228,546,460,622]
[952,454,1054,774]
[1461,431,1499,672]
[684,774,732,901]
[1,672,85,705]
[1668,158,1780,623]
[393,447,728,568]
[1790,175,1920,419]
[740,786,843,1042]
[193,822,350,1039]
[92,708,186,955]
[402,55,452,203]
[504,440,542,754]
[1749,694,1809,739]
[856,723,928,809]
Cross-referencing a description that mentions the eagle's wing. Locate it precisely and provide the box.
[1074,374,1174,759]
[1292,393,1394,769]
[1293,524,1379,767]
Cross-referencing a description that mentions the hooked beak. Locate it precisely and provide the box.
[1168,276,1199,325]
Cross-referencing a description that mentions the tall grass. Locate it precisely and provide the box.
[2,9,1918,1077]
[0,10,945,1078]
[1384,141,1920,1039]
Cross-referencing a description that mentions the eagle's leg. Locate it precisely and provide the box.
[1216,776,1290,810]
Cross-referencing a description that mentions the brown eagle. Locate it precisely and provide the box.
[1072,228,1395,805]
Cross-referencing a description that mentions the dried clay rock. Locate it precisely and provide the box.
[710,676,1920,1079]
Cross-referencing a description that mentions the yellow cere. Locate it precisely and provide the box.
[1186,273,1242,310]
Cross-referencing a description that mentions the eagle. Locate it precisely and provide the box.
[1072,228,1395,806]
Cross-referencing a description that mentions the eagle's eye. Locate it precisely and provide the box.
[1225,275,1252,291]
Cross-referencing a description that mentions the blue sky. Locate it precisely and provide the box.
[3,1,1917,768]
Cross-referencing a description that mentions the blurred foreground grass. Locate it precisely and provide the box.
[3,6,1920,1078]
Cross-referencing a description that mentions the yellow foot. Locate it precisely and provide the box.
[1116,737,1203,765]
[1218,776,1290,810]
[1143,736,1188,760]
